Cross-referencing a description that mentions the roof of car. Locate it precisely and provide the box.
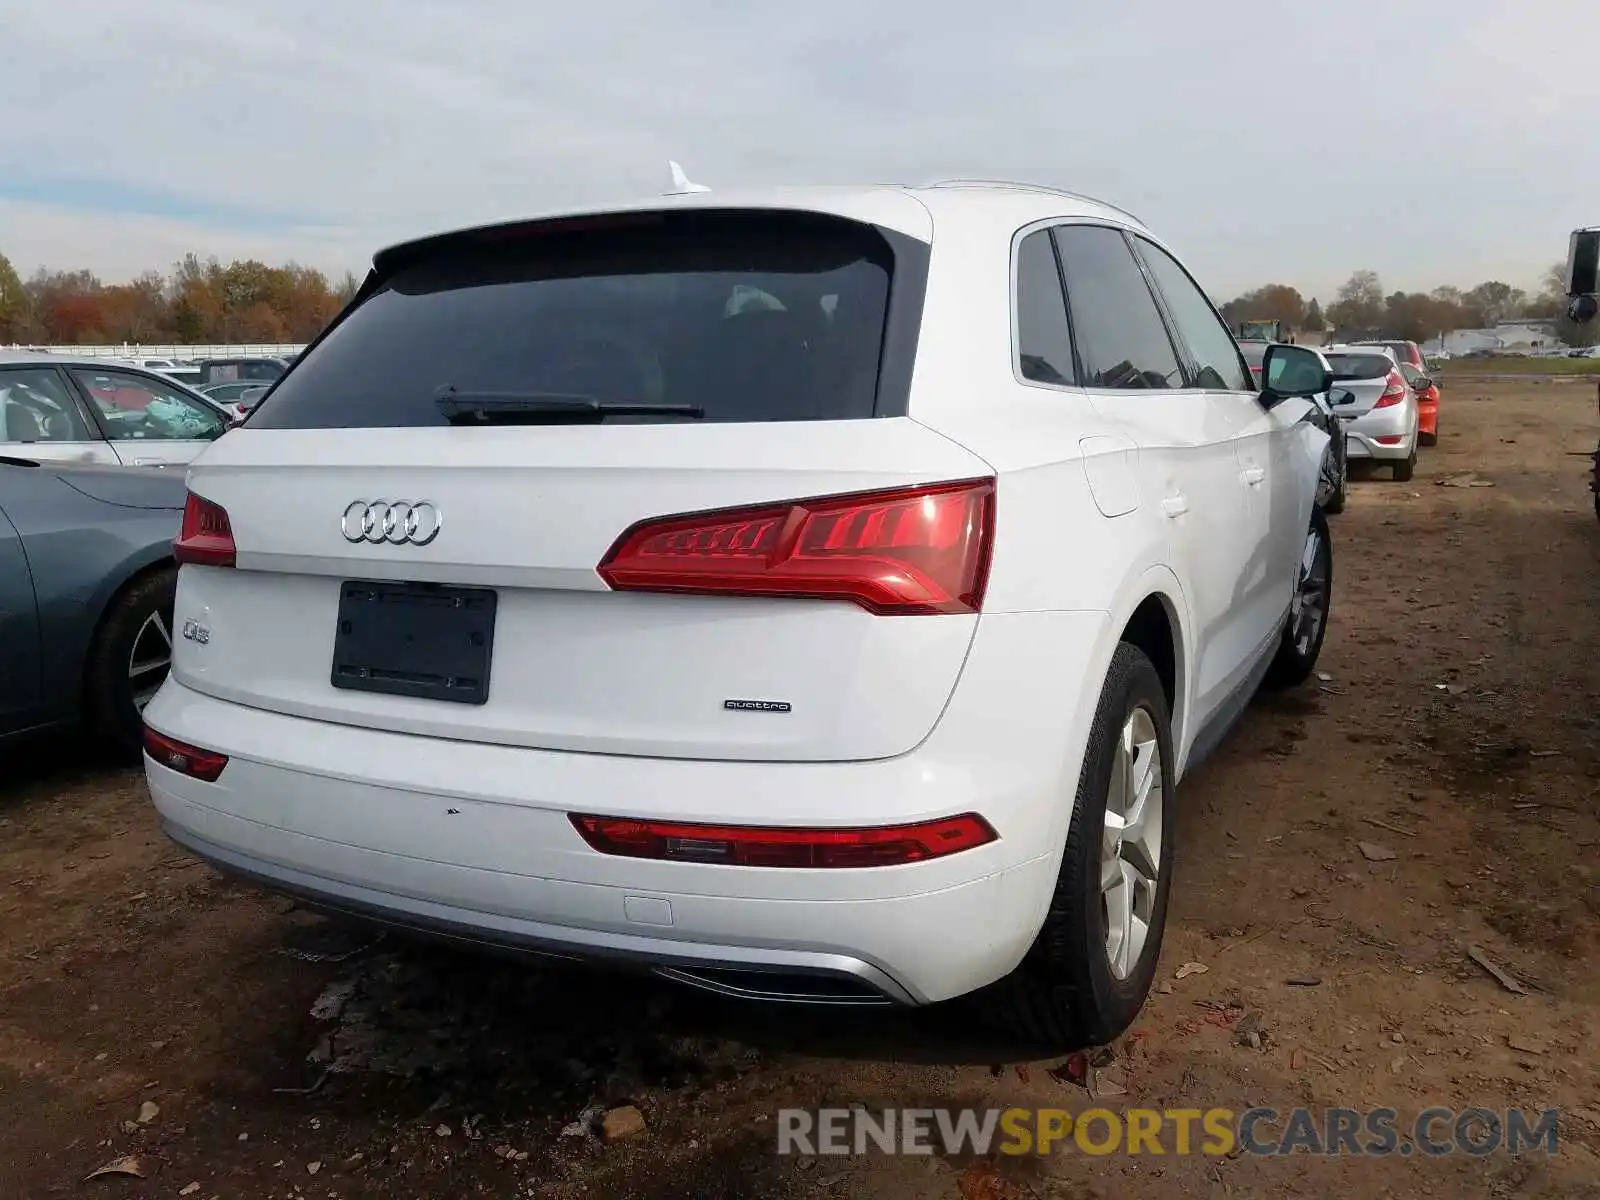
[1324,344,1398,359]
[372,180,1152,270]
[0,350,142,369]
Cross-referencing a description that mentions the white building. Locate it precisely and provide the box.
[1425,320,1560,357]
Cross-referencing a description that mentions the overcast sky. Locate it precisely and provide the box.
[4,0,1598,302]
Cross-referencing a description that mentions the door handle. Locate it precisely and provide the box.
[1242,465,1266,486]
[1160,494,1189,518]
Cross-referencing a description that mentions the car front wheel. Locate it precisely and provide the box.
[977,642,1175,1048]
[1262,506,1333,690]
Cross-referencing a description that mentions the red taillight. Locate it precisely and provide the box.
[569,813,997,868]
[1374,435,1404,445]
[1374,371,1406,408]
[174,492,236,567]
[597,479,995,616]
[142,727,228,782]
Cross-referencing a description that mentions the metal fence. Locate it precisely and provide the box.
[1,344,308,360]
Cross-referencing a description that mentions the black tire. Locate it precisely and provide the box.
[1419,429,1438,447]
[84,567,177,758]
[1262,506,1333,691]
[1393,449,1416,482]
[975,643,1176,1049]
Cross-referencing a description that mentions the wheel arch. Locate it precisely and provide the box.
[76,552,177,715]
[1100,564,1195,775]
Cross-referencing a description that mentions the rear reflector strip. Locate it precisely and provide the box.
[597,478,995,615]
[142,727,229,782]
[569,813,997,868]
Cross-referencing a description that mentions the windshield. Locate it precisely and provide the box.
[252,212,897,429]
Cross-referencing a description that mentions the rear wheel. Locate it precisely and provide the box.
[1419,428,1438,447]
[1262,507,1332,690]
[976,643,1175,1048]
[1392,449,1416,482]
[84,567,177,757]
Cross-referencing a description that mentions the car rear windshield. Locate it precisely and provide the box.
[250,211,898,429]
[1237,342,1268,368]
[1325,353,1393,379]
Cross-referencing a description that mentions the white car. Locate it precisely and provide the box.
[1322,345,1421,481]
[142,181,1334,1043]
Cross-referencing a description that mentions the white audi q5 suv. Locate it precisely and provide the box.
[143,180,1335,1045]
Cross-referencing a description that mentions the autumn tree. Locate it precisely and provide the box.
[0,251,26,341]
[1465,281,1525,326]
[1220,283,1305,328]
[1326,270,1384,335]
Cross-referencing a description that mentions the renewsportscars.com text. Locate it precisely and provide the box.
[777,1106,1560,1158]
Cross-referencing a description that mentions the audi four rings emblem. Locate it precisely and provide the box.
[341,500,443,546]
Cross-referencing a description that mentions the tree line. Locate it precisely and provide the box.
[1219,265,1589,346]
[0,250,361,345]
[2,246,1587,350]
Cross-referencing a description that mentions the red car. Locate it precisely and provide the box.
[1351,341,1438,445]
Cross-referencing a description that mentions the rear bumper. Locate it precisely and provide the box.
[143,608,1110,1005]
[159,817,1044,1005]
[1342,403,1417,460]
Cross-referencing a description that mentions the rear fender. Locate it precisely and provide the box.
[1088,563,1196,778]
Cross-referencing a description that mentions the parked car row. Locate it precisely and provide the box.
[1324,339,1436,480]
[1242,337,1438,486]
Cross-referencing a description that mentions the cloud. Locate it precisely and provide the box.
[4,0,1599,297]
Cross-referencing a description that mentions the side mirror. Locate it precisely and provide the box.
[1566,227,1600,298]
[1330,388,1357,406]
[1260,344,1332,404]
[1412,376,1434,391]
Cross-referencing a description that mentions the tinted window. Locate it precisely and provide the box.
[1324,353,1393,379]
[202,359,284,384]
[1237,341,1269,369]
[253,213,897,429]
[1052,226,1183,389]
[1014,230,1076,386]
[69,368,229,442]
[0,368,93,442]
[1135,238,1250,391]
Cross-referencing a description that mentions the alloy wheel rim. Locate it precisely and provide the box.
[129,610,173,711]
[1289,526,1328,657]
[1100,706,1163,981]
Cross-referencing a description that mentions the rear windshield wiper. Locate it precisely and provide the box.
[434,385,704,425]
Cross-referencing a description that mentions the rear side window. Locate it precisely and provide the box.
[252,212,897,428]
[1014,230,1076,385]
[1052,225,1184,390]
[1325,353,1393,379]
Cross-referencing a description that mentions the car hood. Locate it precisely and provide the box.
[55,463,187,511]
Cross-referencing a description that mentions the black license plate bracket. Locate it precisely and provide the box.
[331,581,496,705]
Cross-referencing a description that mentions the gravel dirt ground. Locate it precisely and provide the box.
[2,378,1598,1200]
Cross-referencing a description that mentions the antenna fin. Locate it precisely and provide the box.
[666,161,710,194]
